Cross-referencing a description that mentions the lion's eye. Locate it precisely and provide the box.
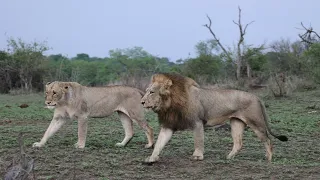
[52,91,56,95]
[150,91,154,94]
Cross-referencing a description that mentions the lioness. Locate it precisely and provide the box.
[33,81,154,149]
[141,73,288,164]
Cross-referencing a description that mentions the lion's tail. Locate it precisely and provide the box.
[259,99,288,142]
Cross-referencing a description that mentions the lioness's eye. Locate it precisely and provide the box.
[53,91,56,95]
[150,91,154,94]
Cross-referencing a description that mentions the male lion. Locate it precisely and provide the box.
[33,81,154,149]
[141,73,288,164]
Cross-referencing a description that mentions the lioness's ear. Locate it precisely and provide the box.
[46,82,51,86]
[61,83,73,100]
[60,83,71,92]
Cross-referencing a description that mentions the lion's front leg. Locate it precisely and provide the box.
[33,116,67,148]
[192,121,204,160]
[145,127,173,164]
[74,117,88,148]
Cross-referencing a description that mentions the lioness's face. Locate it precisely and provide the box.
[141,82,170,112]
[45,82,69,109]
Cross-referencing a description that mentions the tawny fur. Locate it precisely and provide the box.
[33,81,154,149]
[141,73,288,164]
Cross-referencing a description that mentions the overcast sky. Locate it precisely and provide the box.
[1,0,318,61]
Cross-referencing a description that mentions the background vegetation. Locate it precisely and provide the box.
[0,20,319,95]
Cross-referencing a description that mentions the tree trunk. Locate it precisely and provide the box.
[236,44,242,80]
[5,71,12,90]
[20,72,32,92]
[28,76,33,92]
[236,59,241,80]
[246,61,251,78]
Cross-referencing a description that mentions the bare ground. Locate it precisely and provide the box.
[0,92,320,180]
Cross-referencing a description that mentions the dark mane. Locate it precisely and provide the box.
[154,73,199,131]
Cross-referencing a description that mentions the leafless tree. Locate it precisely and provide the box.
[204,6,254,80]
[297,22,320,47]
[232,6,254,79]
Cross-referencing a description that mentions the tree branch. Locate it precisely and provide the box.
[298,22,320,45]
[203,14,231,60]
[244,21,255,35]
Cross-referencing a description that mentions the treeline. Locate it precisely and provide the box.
[0,36,320,94]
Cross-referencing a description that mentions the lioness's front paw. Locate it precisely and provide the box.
[115,142,125,147]
[144,156,159,163]
[226,154,234,160]
[74,142,85,149]
[192,155,204,161]
[32,142,44,148]
[192,151,204,161]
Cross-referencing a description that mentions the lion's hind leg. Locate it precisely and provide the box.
[116,112,134,147]
[245,118,273,162]
[251,127,273,162]
[227,118,246,160]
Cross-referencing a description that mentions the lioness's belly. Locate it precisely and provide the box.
[89,108,115,118]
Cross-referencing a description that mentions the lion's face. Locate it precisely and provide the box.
[141,79,172,112]
[45,82,69,109]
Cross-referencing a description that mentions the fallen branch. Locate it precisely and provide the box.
[4,133,35,180]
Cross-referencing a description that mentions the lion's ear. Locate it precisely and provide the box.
[160,79,172,95]
[151,74,157,83]
[164,79,172,89]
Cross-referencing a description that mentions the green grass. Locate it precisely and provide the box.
[0,90,319,179]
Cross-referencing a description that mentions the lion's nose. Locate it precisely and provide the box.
[141,101,145,105]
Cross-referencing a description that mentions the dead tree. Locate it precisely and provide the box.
[297,22,320,47]
[204,6,254,80]
[232,6,254,79]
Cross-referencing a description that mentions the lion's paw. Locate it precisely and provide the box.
[74,142,85,149]
[144,143,154,149]
[115,142,126,147]
[144,156,159,164]
[32,142,44,148]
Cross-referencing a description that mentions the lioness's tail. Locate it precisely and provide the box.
[259,99,288,142]
[137,89,145,97]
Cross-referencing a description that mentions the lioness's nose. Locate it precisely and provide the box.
[45,101,51,105]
